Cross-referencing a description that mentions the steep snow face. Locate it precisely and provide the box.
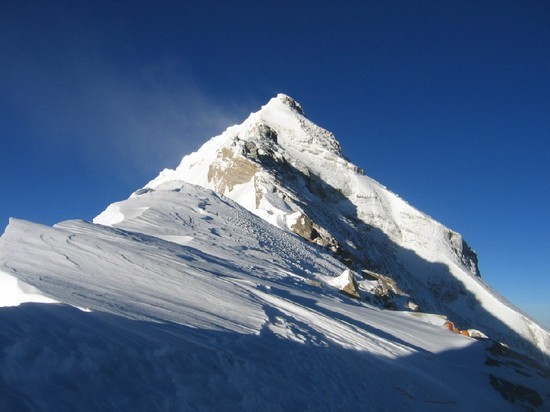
[130,94,549,361]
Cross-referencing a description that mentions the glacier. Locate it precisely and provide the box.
[0,94,548,410]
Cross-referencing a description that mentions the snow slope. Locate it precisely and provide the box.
[1,95,549,410]
[2,182,548,410]
[132,94,549,362]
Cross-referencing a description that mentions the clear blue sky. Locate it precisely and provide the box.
[1,1,549,328]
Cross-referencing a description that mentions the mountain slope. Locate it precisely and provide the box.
[0,95,549,410]
[117,94,548,361]
[2,182,548,410]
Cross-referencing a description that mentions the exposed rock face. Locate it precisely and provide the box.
[448,230,480,277]
[328,269,361,299]
[289,213,317,242]
[207,147,260,194]
[257,124,278,142]
[342,276,361,299]
[360,269,413,310]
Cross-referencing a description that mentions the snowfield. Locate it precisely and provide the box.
[1,95,548,410]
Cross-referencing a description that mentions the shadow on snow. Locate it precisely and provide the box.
[262,157,547,364]
[1,303,547,411]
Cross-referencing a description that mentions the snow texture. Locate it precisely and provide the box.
[1,94,549,410]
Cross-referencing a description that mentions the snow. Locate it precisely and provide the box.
[1,95,548,410]
[94,203,149,226]
[138,93,549,361]
[1,183,547,409]
[0,303,509,411]
[327,269,354,290]
[0,270,58,307]
[225,180,257,214]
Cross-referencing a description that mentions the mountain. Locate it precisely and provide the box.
[104,93,548,361]
[1,94,548,410]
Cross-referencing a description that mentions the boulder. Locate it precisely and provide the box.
[328,269,361,299]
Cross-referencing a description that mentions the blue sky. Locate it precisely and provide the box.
[1,0,549,328]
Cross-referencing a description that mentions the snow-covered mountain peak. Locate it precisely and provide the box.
[265,93,306,116]
[142,94,346,205]
[243,94,343,159]
[2,94,550,409]
[125,94,550,363]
